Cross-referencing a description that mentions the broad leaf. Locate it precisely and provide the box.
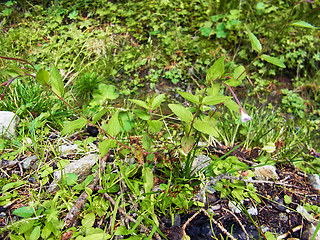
[61,118,87,136]
[291,21,318,29]
[29,226,41,240]
[206,56,225,83]
[203,95,231,105]
[224,99,240,113]
[142,133,152,152]
[92,108,108,124]
[178,91,199,104]
[225,65,246,87]
[142,166,153,193]
[104,111,121,137]
[261,54,286,68]
[148,120,162,133]
[36,69,49,87]
[82,212,96,228]
[130,99,149,110]
[181,135,195,154]
[246,27,262,53]
[151,94,165,110]
[118,112,133,132]
[50,66,64,97]
[133,109,149,120]
[12,206,34,218]
[168,104,193,123]
[99,139,116,157]
[193,119,219,137]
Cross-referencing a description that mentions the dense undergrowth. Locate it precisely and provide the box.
[0,0,320,239]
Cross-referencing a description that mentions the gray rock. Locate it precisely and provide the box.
[191,155,212,174]
[308,174,320,190]
[21,155,38,170]
[48,154,98,192]
[58,144,79,157]
[301,221,320,240]
[254,165,279,180]
[247,207,258,215]
[228,201,243,214]
[0,111,20,139]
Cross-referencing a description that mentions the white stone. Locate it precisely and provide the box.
[48,154,98,192]
[254,165,279,180]
[21,155,38,170]
[191,155,212,173]
[58,144,79,156]
[228,201,243,214]
[308,174,320,190]
[0,111,20,139]
[247,207,258,215]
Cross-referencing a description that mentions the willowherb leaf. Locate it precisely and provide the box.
[261,54,286,68]
[168,104,193,123]
[206,56,225,83]
[246,27,262,53]
[50,65,64,98]
[129,99,149,110]
[61,118,87,136]
[291,21,318,29]
[151,94,165,110]
[178,91,199,105]
[181,135,195,154]
[36,69,49,87]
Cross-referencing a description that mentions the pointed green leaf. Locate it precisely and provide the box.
[291,21,318,29]
[104,111,121,137]
[142,133,152,152]
[148,120,162,133]
[61,118,87,136]
[151,94,165,110]
[203,95,232,105]
[81,212,96,228]
[130,99,149,110]
[181,135,195,154]
[50,66,64,97]
[92,108,108,124]
[246,27,262,53]
[142,166,153,193]
[193,119,218,137]
[30,226,41,240]
[178,91,199,104]
[133,109,149,120]
[261,54,286,68]
[118,111,133,132]
[168,104,193,123]
[99,139,116,157]
[206,56,225,82]
[36,69,49,87]
[12,206,34,218]
[224,99,240,113]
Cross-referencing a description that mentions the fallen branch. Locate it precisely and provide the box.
[63,153,108,229]
[181,209,237,240]
[101,191,162,240]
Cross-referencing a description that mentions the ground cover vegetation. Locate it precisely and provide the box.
[0,0,320,239]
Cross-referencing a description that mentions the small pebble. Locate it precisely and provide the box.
[28,177,37,184]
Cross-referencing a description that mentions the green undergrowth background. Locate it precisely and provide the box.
[0,0,320,239]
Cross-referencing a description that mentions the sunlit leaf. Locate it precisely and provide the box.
[193,119,218,137]
[206,56,225,83]
[260,54,286,68]
[104,111,121,137]
[12,206,34,218]
[151,94,165,110]
[291,21,318,29]
[36,69,49,87]
[181,135,195,154]
[178,91,199,104]
[130,99,149,110]
[246,27,262,53]
[82,212,96,228]
[203,95,231,105]
[61,118,87,136]
[50,65,64,98]
[168,104,193,123]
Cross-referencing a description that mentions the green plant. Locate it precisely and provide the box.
[280,89,307,118]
